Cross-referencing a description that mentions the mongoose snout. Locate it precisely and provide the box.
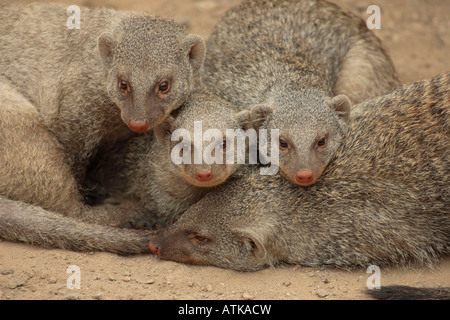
[194,170,214,182]
[295,170,315,185]
[128,119,150,133]
[148,241,161,256]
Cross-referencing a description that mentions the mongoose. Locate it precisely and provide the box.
[0,3,205,225]
[0,76,153,227]
[148,73,450,271]
[201,0,400,186]
[89,89,247,225]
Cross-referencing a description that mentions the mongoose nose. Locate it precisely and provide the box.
[194,170,213,182]
[148,241,161,256]
[295,170,315,185]
[128,119,149,133]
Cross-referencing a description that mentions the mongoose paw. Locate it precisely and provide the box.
[83,183,113,206]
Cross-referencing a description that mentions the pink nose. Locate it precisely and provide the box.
[195,170,213,182]
[148,241,160,256]
[295,170,315,185]
[128,119,149,133]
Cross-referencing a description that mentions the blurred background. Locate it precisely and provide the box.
[1,0,449,86]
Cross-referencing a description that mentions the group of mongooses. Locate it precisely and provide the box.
[0,0,448,298]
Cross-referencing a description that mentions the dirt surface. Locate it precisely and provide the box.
[0,0,449,300]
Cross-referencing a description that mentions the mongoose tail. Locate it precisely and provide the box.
[0,196,152,255]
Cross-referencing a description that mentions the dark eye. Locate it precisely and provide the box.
[317,137,327,148]
[220,140,227,150]
[118,79,130,96]
[279,138,288,150]
[158,80,170,94]
[189,233,208,245]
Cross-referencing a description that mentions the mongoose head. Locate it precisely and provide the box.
[242,89,351,186]
[148,174,280,271]
[98,16,205,133]
[153,90,247,188]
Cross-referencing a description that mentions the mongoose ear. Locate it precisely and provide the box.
[237,229,268,261]
[184,34,206,73]
[249,105,274,130]
[248,237,267,260]
[235,110,252,131]
[98,33,115,68]
[153,116,174,147]
[327,95,351,123]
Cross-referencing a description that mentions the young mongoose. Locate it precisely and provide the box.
[0,76,154,228]
[201,0,400,186]
[148,73,450,271]
[0,3,205,225]
[89,89,247,225]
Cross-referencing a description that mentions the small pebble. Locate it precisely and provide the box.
[242,292,254,300]
[315,289,329,298]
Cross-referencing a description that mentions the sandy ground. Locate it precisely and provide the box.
[0,0,449,300]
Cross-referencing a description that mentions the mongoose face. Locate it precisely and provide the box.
[246,89,351,186]
[98,17,205,133]
[148,189,274,271]
[153,90,245,188]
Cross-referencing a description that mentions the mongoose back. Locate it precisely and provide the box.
[148,73,450,271]
[201,0,400,186]
[89,89,247,225]
[0,3,204,225]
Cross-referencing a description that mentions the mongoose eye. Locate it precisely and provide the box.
[118,79,130,96]
[189,233,208,245]
[220,140,227,150]
[156,80,171,96]
[317,137,327,149]
[279,138,289,150]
